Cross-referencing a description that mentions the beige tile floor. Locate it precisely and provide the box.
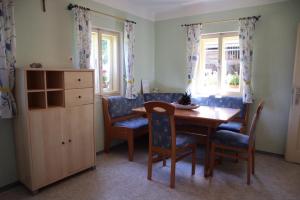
[1,140,300,200]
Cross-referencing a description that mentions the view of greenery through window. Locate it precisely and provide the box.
[199,33,241,95]
[101,36,111,90]
[223,37,240,91]
[91,30,119,94]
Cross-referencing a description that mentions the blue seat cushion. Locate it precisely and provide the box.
[176,133,197,148]
[113,117,148,129]
[217,122,243,132]
[212,130,249,148]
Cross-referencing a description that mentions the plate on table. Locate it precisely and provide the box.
[171,102,200,110]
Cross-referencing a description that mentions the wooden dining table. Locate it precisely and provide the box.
[132,105,240,177]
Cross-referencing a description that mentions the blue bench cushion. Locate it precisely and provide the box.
[108,95,144,118]
[212,130,249,148]
[217,122,243,132]
[113,117,148,129]
[192,96,246,118]
[144,93,183,103]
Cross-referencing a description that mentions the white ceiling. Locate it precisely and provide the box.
[92,0,287,21]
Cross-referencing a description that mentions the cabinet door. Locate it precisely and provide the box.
[64,104,95,174]
[29,109,64,189]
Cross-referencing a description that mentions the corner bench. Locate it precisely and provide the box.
[102,95,148,161]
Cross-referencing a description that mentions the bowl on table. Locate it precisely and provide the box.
[171,102,200,110]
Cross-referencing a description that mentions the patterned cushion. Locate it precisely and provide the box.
[113,117,148,129]
[150,111,197,149]
[108,95,144,118]
[217,122,243,132]
[144,93,183,103]
[151,112,172,148]
[176,133,197,148]
[212,130,249,148]
[192,96,246,118]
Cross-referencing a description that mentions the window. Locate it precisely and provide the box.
[194,32,241,96]
[90,29,120,94]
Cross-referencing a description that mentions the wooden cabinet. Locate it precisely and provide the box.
[14,68,95,192]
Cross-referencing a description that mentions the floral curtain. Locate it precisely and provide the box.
[185,24,202,94]
[73,7,91,69]
[0,0,16,119]
[124,21,136,99]
[239,18,258,103]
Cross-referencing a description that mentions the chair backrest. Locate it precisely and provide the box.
[144,101,176,149]
[248,100,264,149]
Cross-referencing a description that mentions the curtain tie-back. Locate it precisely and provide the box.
[244,80,251,85]
[0,87,11,93]
[127,79,134,84]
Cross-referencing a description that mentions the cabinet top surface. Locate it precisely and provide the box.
[18,67,94,72]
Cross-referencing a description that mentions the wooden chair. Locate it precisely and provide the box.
[102,97,148,161]
[210,100,264,185]
[145,101,197,188]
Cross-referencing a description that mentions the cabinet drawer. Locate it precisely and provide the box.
[65,88,93,107]
[64,72,93,89]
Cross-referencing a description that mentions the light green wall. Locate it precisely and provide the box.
[155,0,300,154]
[0,0,155,187]
[0,119,17,188]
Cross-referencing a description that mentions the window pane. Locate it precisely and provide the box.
[90,30,120,95]
[201,38,219,93]
[101,34,118,93]
[101,35,112,91]
[90,31,100,94]
[222,36,240,92]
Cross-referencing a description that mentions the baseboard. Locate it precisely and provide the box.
[256,150,284,158]
[0,181,20,194]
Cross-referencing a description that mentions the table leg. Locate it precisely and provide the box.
[204,127,216,177]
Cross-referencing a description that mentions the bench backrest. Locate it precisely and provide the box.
[191,96,248,119]
[143,93,182,103]
[102,95,144,122]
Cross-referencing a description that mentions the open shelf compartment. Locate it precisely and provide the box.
[47,91,64,108]
[28,92,46,110]
[46,71,64,90]
[27,71,45,90]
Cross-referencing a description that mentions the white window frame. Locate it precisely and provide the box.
[199,31,242,97]
[92,28,122,96]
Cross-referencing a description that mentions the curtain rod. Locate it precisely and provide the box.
[67,3,137,24]
[181,15,261,27]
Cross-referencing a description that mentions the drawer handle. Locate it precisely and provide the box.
[69,139,72,143]
[78,95,82,99]
[62,141,65,145]
[78,78,81,82]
